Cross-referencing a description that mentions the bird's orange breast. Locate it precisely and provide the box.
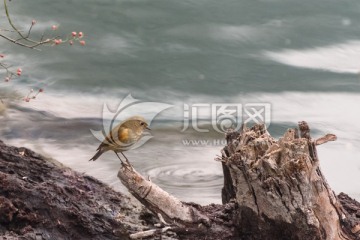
[118,127,131,143]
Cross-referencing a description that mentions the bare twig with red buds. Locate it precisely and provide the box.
[0,0,87,102]
[23,88,44,102]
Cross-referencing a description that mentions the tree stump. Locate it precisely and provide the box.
[117,121,360,239]
[1,121,360,239]
[221,121,357,240]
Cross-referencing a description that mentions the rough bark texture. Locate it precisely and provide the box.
[117,122,360,240]
[338,193,360,238]
[0,140,148,240]
[221,122,359,240]
[1,121,360,240]
[118,167,210,226]
[117,166,235,240]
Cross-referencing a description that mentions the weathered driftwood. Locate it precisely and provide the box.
[118,167,210,226]
[117,164,235,239]
[221,121,358,240]
[129,226,171,239]
[117,121,360,240]
[2,120,360,239]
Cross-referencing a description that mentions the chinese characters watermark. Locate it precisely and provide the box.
[182,103,271,133]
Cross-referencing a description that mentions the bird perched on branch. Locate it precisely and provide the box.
[89,116,150,166]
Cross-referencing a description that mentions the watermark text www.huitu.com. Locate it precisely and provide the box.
[182,139,227,146]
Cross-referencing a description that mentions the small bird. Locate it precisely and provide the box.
[89,116,150,166]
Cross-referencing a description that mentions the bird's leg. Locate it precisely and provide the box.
[118,152,134,170]
[114,152,126,165]
[120,152,132,166]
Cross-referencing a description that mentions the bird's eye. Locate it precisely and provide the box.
[140,122,145,126]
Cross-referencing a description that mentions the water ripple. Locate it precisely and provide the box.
[143,162,223,190]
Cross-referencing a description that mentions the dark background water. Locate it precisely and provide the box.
[1,0,359,204]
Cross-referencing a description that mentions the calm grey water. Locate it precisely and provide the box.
[1,0,360,204]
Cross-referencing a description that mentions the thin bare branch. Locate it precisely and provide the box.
[315,134,337,146]
[130,227,171,239]
[4,0,39,44]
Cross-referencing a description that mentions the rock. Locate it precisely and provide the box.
[0,140,146,240]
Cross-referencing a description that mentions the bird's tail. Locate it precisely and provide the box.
[89,148,105,161]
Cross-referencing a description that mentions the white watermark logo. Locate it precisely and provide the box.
[182,139,228,146]
[243,103,271,126]
[182,103,271,133]
[90,95,271,149]
[90,94,172,150]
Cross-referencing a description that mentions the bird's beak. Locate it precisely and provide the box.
[146,126,151,130]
